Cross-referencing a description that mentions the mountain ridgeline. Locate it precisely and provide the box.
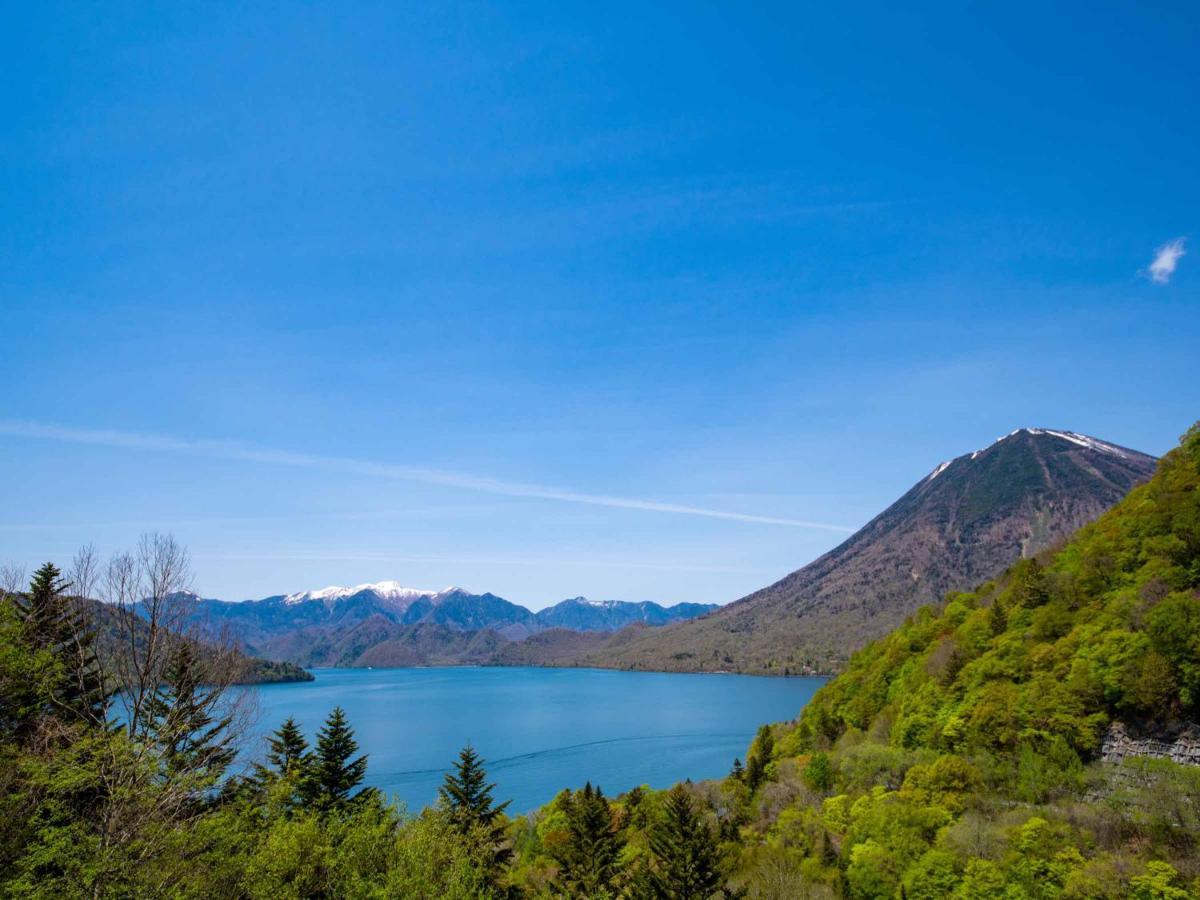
[181,585,717,668]
[559,428,1158,674]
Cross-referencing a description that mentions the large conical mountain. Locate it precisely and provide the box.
[580,428,1157,674]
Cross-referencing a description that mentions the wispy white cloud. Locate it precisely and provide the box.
[1147,237,1186,284]
[0,421,855,533]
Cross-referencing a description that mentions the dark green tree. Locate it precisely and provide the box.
[624,784,651,831]
[648,783,722,899]
[439,744,512,879]
[1009,558,1049,609]
[302,706,371,814]
[265,716,309,777]
[552,782,624,898]
[250,716,311,808]
[988,597,1008,636]
[145,642,235,786]
[728,758,744,782]
[13,562,107,730]
[744,724,774,792]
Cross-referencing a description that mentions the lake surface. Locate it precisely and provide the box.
[242,666,826,812]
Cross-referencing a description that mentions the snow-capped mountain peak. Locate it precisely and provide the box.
[1008,428,1133,459]
[283,580,440,605]
[927,427,1139,484]
[581,598,618,608]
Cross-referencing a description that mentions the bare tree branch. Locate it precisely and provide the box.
[0,563,26,598]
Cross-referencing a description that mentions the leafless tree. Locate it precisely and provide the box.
[58,543,110,725]
[87,533,257,888]
[68,543,101,603]
[98,532,252,740]
[103,533,192,738]
[0,562,26,599]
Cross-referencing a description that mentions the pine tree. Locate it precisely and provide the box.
[302,706,371,814]
[552,782,624,898]
[13,562,107,730]
[648,783,722,899]
[729,758,744,782]
[145,642,235,787]
[988,597,1008,635]
[266,716,309,777]
[251,716,311,806]
[439,744,513,878]
[1010,558,1049,609]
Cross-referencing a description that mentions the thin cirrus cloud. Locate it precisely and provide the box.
[0,420,855,533]
[1147,237,1186,284]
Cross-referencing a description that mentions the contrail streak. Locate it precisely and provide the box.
[0,420,855,532]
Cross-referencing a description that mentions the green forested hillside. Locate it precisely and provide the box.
[497,425,1200,898]
[708,422,1200,896]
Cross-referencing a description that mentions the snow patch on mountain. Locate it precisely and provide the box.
[972,428,1136,460]
[578,598,619,608]
[283,580,441,605]
[926,460,953,482]
[1019,428,1133,459]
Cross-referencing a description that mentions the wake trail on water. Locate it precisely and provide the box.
[370,732,750,781]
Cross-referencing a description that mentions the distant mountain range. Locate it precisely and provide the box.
[181,585,717,667]
[538,428,1158,674]
[183,427,1156,676]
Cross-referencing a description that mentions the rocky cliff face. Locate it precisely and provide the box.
[1101,721,1200,767]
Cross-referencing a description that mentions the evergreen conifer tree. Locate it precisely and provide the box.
[988,597,1008,635]
[439,744,513,878]
[729,758,744,782]
[266,716,309,777]
[302,706,371,814]
[552,782,623,898]
[744,725,774,792]
[13,562,107,731]
[146,642,235,786]
[648,783,722,899]
[1010,558,1049,608]
[251,716,311,806]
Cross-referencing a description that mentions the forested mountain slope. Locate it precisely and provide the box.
[575,428,1156,675]
[708,422,1200,896]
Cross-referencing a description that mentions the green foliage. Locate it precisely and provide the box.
[744,724,775,792]
[266,716,309,778]
[439,744,513,886]
[646,784,722,899]
[550,782,624,898]
[11,563,108,732]
[301,706,373,815]
[701,422,1200,898]
[145,641,236,787]
[802,752,832,792]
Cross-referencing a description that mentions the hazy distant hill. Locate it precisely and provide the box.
[564,428,1157,675]
[180,584,716,667]
[533,597,719,632]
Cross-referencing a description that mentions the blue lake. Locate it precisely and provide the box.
[242,666,826,812]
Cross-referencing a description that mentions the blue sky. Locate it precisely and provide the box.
[1,1,1196,608]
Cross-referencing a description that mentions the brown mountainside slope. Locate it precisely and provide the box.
[573,428,1156,675]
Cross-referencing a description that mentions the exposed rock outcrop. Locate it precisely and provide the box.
[1101,721,1200,766]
